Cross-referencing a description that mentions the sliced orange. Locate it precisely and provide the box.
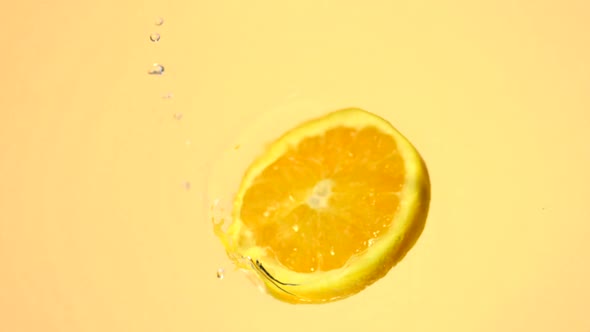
[213,107,430,304]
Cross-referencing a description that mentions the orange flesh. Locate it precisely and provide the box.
[240,126,405,273]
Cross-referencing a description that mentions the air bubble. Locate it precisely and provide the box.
[210,198,228,228]
[155,17,164,26]
[147,63,164,75]
[184,181,191,190]
[216,268,225,280]
[292,224,299,232]
[149,33,160,42]
[330,247,335,256]
[173,113,183,120]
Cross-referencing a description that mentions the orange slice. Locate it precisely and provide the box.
[213,107,430,304]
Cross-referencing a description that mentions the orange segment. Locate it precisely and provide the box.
[214,107,430,304]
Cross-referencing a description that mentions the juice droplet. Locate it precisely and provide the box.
[155,17,164,26]
[147,63,164,75]
[216,268,225,280]
[149,33,160,42]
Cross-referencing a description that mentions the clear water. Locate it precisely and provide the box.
[1,2,589,332]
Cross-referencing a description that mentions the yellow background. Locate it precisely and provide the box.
[1,0,589,331]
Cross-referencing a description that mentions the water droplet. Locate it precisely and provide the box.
[147,63,164,75]
[149,33,160,42]
[292,224,299,232]
[184,181,191,190]
[173,113,183,120]
[216,268,225,280]
[155,17,164,26]
[330,247,335,256]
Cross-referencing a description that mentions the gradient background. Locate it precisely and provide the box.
[1,0,589,331]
